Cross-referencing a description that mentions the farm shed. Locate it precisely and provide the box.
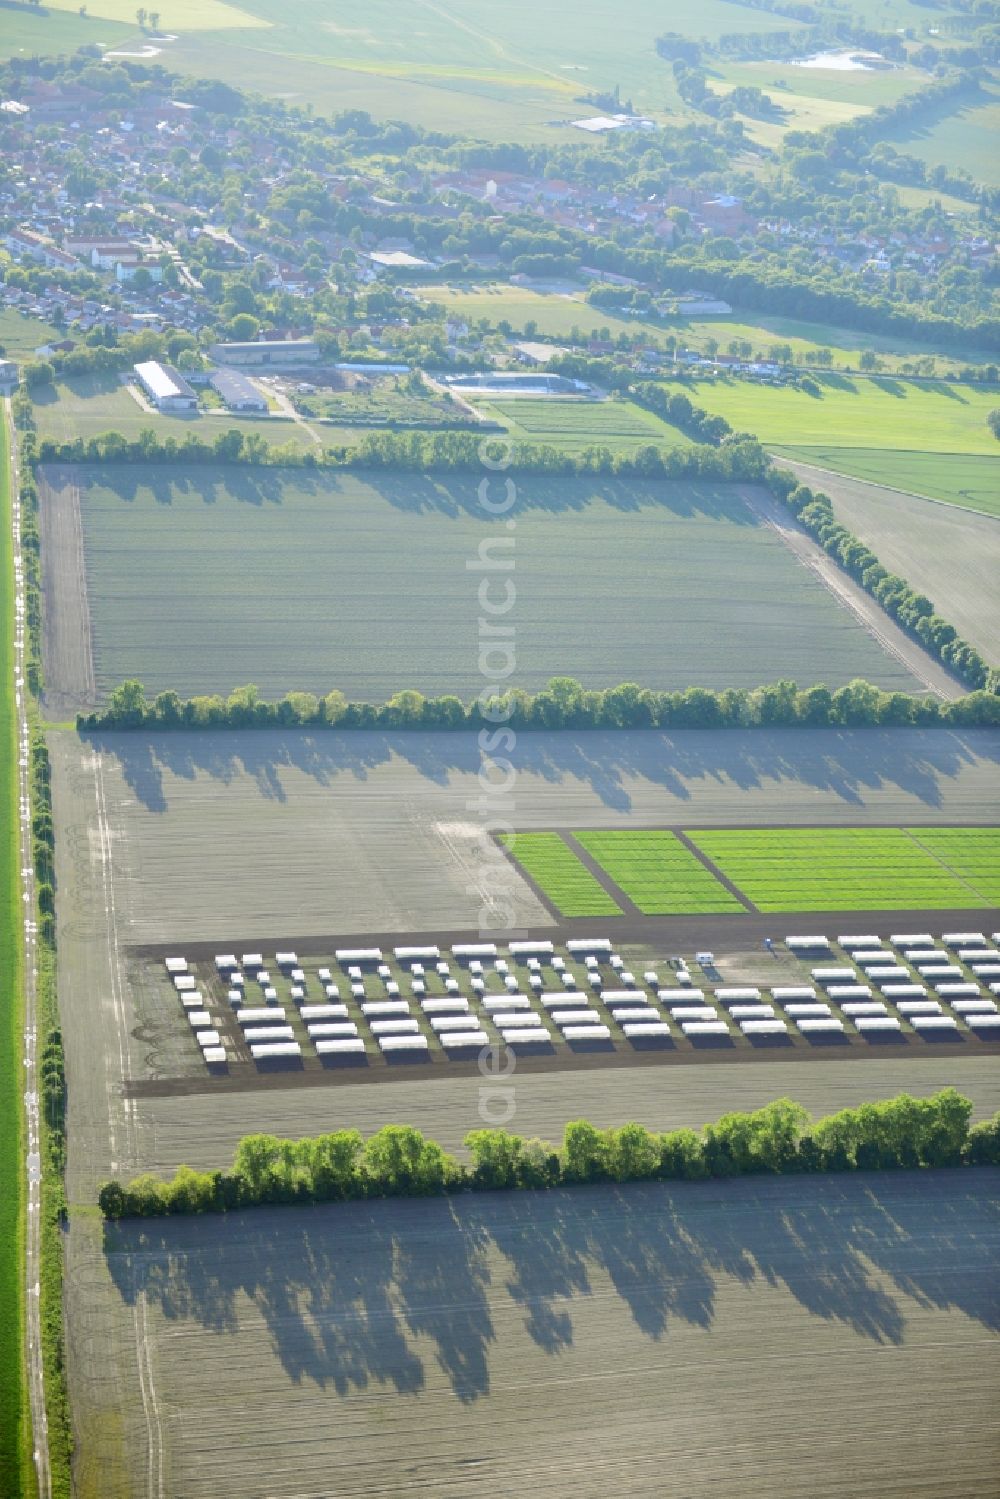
[681,1021,729,1037]
[336,947,383,964]
[855,1017,902,1034]
[771,987,817,1001]
[563,1025,611,1041]
[307,1024,359,1038]
[314,1039,366,1056]
[377,1035,428,1053]
[299,1004,349,1021]
[243,1026,295,1043]
[209,367,268,412]
[440,1032,490,1049]
[134,360,197,411]
[493,1012,543,1028]
[510,941,555,958]
[452,944,497,959]
[209,338,320,366]
[500,1029,553,1046]
[249,1041,301,1059]
[838,935,881,949]
[395,945,441,961]
[841,1002,889,1017]
[622,1023,672,1038]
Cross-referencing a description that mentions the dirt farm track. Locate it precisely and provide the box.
[47,725,1000,1498]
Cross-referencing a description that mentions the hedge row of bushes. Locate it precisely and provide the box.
[768,469,996,693]
[79,675,1000,734]
[97,1090,1000,1219]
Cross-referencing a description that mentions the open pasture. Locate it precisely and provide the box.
[574,829,744,914]
[882,78,1000,188]
[0,308,60,363]
[467,395,691,451]
[667,375,1000,453]
[40,464,928,707]
[143,0,807,140]
[770,446,1000,520]
[688,827,1000,912]
[82,1171,1000,1498]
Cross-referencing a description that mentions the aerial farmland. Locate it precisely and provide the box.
[1,5,999,1496]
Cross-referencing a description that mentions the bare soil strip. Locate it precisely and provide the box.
[38,466,95,719]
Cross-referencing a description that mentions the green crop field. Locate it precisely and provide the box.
[883,80,1000,188]
[770,447,1000,520]
[687,827,997,912]
[40,465,928,706]
[907,828,1000,907]
[666,375,1000,452]
[121,0,809,140]
[468,396,691,451]
[498,833,622,916]
[0,416,26,1494]
[575,830,745,914]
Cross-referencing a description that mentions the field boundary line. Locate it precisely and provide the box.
[672,830,757,913]
[132,1286,164,1499]
[92,750,137,1171]
[560,832,643,916]
[741,488,963,700]
[769,452,1000,524]
[902,829,990,907]
[5,399,51,1496]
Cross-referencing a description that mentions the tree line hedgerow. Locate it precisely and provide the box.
[97,1090,1000,1219]
[78,677,1000,734]
[766,468,996,694]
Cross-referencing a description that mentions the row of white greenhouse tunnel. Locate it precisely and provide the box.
[162,928,1000,1067]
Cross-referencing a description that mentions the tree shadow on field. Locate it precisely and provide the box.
[104,1171,1000,1403]
[86,725,1000,819]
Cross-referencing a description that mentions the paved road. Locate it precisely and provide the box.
[5,399,51,1497]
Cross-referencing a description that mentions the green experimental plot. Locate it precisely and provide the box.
[469,396,691,453]
[907,829,1000,908]
[497,833,622,917]
[575,831,744,915]
[687,828,999,913]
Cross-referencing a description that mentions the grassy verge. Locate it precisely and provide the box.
[0,408,30,1492]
